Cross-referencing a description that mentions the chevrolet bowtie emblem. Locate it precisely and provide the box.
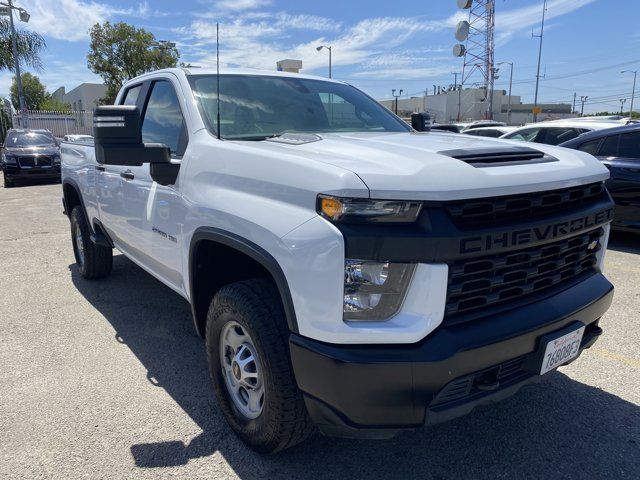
[587,240,599,251]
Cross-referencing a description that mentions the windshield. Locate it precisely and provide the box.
[188,74,409,140]
[6,132,56,148]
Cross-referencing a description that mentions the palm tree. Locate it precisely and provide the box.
[0,18,46,72]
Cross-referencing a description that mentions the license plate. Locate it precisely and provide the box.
[540,326,585,375]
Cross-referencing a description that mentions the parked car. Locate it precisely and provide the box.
[1,128,60,188]
[463,126,517,138]
[62,67,614,453]
[560,124,640,232]
[63,134,94,144]
[462,120,506,131]
[430,123,462,133]
[500,121,617,145]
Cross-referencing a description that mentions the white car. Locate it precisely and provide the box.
[500,121,617,145]
[62,134,93,143]
[463,125,517,138]
[61,67,614,453]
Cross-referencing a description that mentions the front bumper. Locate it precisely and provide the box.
[290,273,613,438]
[3,164,61,179]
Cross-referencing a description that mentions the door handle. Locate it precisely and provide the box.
[120,170,134,180]
[95,165,105,172]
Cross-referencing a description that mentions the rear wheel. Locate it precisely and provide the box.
[206,279,315,453]
[70,206,113,279]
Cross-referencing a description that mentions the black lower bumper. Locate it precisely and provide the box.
[289,273,613,438]
[3,165,61,180]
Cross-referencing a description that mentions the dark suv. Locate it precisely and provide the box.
[1,129,61,188]
[560,124,640,232]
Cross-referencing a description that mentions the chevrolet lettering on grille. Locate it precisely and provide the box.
[459,208,613,254]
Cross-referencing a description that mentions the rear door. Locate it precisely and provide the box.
[96,82,146,257]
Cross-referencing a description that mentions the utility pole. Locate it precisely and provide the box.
[619,98,627,116]
[498,62,513,124]
[6,0,29,127]
[621,70,637,117]
[580,96,588,116]
[532,0,547,123]
[572,92,577,114]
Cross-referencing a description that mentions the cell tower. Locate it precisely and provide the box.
[453,0,496,120]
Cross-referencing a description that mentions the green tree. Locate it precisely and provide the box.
[40,96,71,113]
[10,72,47,110]
[0,18,46,72]
[87,22,179,104]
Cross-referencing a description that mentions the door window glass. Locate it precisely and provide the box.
[141,81,186,155]
[598,135,619,157]
[122,85,142,106]
[577,139,602,155]
[504,128,540,141]
[618,131,640,160]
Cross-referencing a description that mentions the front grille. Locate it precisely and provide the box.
[445,228,602,317]
[18,156,52,167]
[445,182,606,228]
[430,356,529,408]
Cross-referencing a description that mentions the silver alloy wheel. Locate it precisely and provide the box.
[74,224,85,267]
[219,321,265,419]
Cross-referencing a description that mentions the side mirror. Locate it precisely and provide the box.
[411,112,431,132]
[93,105,179,185]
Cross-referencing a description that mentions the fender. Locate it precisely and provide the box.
[62,178,95,235]
[189,227,299,337]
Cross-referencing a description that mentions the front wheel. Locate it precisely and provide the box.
[206,279,315,453]
[70,206,113,279]
[3,173,14,188]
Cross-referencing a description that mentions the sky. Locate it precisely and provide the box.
[1,0,639,114]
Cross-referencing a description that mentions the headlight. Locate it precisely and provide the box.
[344,260,415,321]
[318,195,422,223]
[2,154,16,164]
[53,154,61,164]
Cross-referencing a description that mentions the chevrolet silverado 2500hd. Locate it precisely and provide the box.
[61,68,614,453]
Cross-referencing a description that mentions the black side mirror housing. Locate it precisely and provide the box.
[411,112,431,132]
[93,105,179,185]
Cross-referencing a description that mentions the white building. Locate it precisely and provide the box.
[52,83,107,112]
[379,87,574,125]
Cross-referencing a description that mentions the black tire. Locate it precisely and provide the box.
[206,279,315,453]
[70,206,113,279]
[3,173,14,188]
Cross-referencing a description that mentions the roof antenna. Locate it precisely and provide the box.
[216,23,221,140]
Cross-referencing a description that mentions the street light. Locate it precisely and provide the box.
[498,61,514,125]
[391,89,403,115]
[621,70,637,117]
[316,45,332,78]
[580,96,588,116]
[1,0,30,127]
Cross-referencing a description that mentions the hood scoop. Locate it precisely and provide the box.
[438,146,557,168]
[266,133,322,145]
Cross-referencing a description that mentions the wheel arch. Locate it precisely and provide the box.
[189,227,299,338]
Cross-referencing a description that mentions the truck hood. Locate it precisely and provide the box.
[250,131,609,201]
[4,146,60,156]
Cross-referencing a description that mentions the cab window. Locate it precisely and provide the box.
[141,80,187,156]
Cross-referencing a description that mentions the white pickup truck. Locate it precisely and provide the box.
[61,68,615,453]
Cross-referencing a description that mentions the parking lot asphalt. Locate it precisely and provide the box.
[1,181,639,480]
